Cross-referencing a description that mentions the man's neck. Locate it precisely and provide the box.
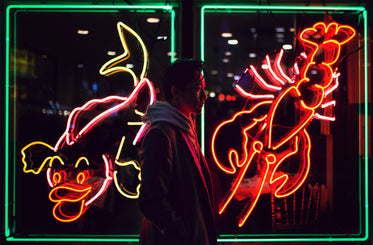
[170,102,192,120]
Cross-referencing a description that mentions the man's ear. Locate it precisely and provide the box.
[171,85,183,106]
[171,85,180,98]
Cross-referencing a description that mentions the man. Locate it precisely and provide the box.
[138,59,217,245]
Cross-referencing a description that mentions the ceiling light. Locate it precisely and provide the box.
[222,58,229,63]
[261,64,269,69]
[77,30,89,35]
[282,44,293,50]
[227,73,234,77]
[221,32,233,38]
[126,64,134,69]
[147,17,160,23]
[209,92,216,98]
[157,35,168,40]
[224,51,232,56]
[275,27,285,32]
[249,53,257,58]
[276,33,285,38]
[167,51,176,56]
[107,51,117,56]
[228,39,238,45]
[211,70,218,75]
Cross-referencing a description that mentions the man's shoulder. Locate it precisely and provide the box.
[146,122,178,138]
[149,121,176,131]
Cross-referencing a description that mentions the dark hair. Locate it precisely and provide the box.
[162,59,204,102]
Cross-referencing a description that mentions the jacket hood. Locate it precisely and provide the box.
[142,101,195,136]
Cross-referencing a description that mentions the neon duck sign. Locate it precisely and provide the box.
[211,22,356,227]
[21,22,155,222]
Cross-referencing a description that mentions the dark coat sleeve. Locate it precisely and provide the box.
[138,127,188,243]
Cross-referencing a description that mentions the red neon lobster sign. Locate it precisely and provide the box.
[211,22,356,227]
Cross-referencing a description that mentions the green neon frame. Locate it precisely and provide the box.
[200,5,369,243]
[4,4,175,242]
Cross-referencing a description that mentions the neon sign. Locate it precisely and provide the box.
[20,22,155,222]
[99,21,149,86]
[211,21,356,227]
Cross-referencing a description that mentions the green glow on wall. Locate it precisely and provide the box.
[4,4,10,239]
[200,5,369,243]
[362,9,369,242]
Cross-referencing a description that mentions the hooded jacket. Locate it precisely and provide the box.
[138,101,217,245]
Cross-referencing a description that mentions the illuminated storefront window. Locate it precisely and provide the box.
[201,5,368,242]
[5,4,175,242]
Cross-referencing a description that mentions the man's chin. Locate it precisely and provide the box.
[195,107,203,114]
[192,104,204,114]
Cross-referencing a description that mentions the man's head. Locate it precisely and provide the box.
[162,59,207,118]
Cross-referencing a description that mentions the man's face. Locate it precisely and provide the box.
[177,71,207,116]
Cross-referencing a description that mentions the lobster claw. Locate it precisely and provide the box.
[270,130,311,198]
